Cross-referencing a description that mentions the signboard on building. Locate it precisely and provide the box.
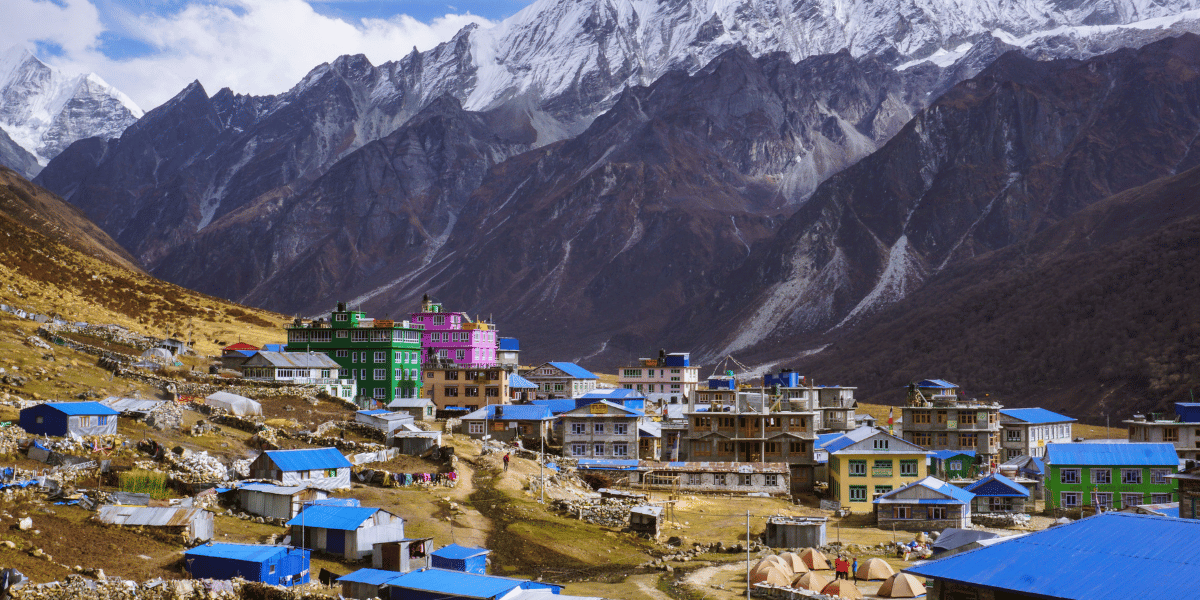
[589,403,608,414]
[947,420,958,430]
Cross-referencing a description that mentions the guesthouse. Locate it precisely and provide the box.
[874,476,974,531]
[20,402,119,437]
[964,472,1030,514]
[461,404,554,443]
[247,448,353,490]
[1044,442,1178,514]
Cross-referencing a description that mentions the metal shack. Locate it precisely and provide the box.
[389,430,443,456]
[20,402,119,437]
[356,409,415,434]
[338,568,401,600]
[97,505,214,542]
[287,504,405,561]
[629,505,663,539]
[248,447,353,490]
[430,544,490,574]
[235,482,330,520]
[764,516,827,548]
[387,397,436,421]
[384,568,562,600]
[184,543,310,586]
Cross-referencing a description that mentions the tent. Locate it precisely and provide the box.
[821,579,864,599]
[854,557,895,581]
[791,571,829,592]
[749,565,791,586]
[777,552,810,574]
[752,555,792,577]
[206,391,262,416]
[878,573,925,598]
[140,348,173,362]
[799,547,829,570]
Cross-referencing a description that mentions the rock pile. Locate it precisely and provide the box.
[551,497,637,528]
[973,512,1033,528]
[145,402,183,431]
[10,575,329,600]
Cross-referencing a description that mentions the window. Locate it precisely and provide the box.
[593,443,605,456]
[594,423,605,434]
[936,411,947,424]
[394,369,403,379]
[79,416,92,427]
[622,369,642,377]
[714,474,727,485]
[928,507,946,519]
[1007,429,1022,441]
[455,350,465,361]
[339,369,349,378]
[373,388,385,399]
[374,368,386,380]
[571,423,586,435]
[464,386,479,397]
[849,486,867,502]
[912,412,930,424]
[741,474,753,486]
[351,330,369,342]
[35,416,43,424]
[446,370,459,380]
[959,433,977,447]
[98,415,109,426]
[1091,468,1111,484]
[1061,492,1081,507]
[900,460,919,477]
[789,442,805,453]
[893,507,911,519]
[989,497,1012,512]
[372,351,384,362]
[321,369,331,379]
[912,432,931,446]
[1121,469,1142,484]
[571,444,586,456]
[1061,469,1080,484]
[269,565,276,574]
[468,422,484,434]
[688,473,701,485]
[1121,493,1144,508]
[612,443,628,457]
[336,350,348,357]
[1164,427,1179,442]
[764,474,778,487]
[949,460,963,472]
[873,438,889,450]
[848,460,866,477]
[614,423,628,435]
[335,313,348,322]
[337,330,347,338]
[485,388,499,397]
[1151,469,1170,485]
[1093,492,1112,509]
[874,485,893,498]
[936,432,948,446]
[444,387,459,397]
[1152,493,1172,504]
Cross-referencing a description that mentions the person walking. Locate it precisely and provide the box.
[503,452,510,472]
[852,557,859,581]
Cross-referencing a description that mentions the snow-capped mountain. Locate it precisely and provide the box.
[0,47,142,172]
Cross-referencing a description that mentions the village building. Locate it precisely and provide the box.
[233,483,330,520]
[928,449,978,481]
[155,337,190,356]
[247,448,353,491]
[1044,442,1178,514]
[964,472,1031,514]
[508,373,538,402]
[684,386,820,493]
[578,388,647,411]
[629,505,664,539]
[826,427,929,512]
[382,568,562,600]
[999,454,1047,497]
[561,401,644,459]
[430,544,490,574]
[814,386,858,433]
[338,569,402,600]
[285,302,424,407]
[692,374,738,410]
[497,337,520,367]
[386,396,436,421]
[875,476,974,531]
[522,362,598,398]
[900,379,1002,465]
[97,505,214,542]
[461,404,555,443]
[240,351,357,400]
[355,409,415,434]
[221,342,260,369]
[184,543,310,586]
[424,366,513,413]
[906,513,1200,600]
[411,295,499,368]
[100,396,165,419]
[1125,402,1200,462]
[20,402,119,437]
[287,504,405,561]
[999,407,1076,461]
[1173,464,1200,519]
[617,351,698,406]
[764,516,827,548]
[576,460,791,495]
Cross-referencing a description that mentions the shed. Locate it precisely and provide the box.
[929,449,977,480]
[461,404,554,442]
[20,402,119,437]
[100,396,165,417]
[373,537,432,571]
[205,391,262,416]
[356,409,415,434]
[387,397,436,421]
[338,568,400,600]
[97,505,213,542]
[184,543,310,586]
[247,448,352,490]
[931,528,1000,556]
[389,430,443,456]
[235,482,329,520]
[629,505,663,539]
[764,516,827,548]
[287,504,405,560]
[384,568,561,600]
[964,472,1030,513]
[430,544,490,574]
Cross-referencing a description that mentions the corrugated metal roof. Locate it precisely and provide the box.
[929,449,977,461]
[931,528,1000,552]
[42,402,119,416]
[384,568,539,598]
[97,505,207,527]
[461,405,553,421]
[223,342,260,351]
[631,506,663,517]
[286,505,383,530]
[263,448,352,471]
[639,421,662,438]
[1000,408,1077,424]
[337,568,402,586]
[815,433,844,449]
[359,409,390,416]
[564,401,641,417]
[906,514,1200,600]
[508,374,537,389]
[498,338,519,351]
[876,476,974,505]
[581,389,646,400]
[532,399,576,414]
[237,482,310,495]
[101,397,164,414]
[964,473,1029,497]
[825,426,913,454]
[431,544,490,560]
[185,543,287,562]
[387,398,432,408]
[1046,443,1177,466]
[546,362,597,379]
[915,379,957,389]
[358,410,411,421]
[251,351,341,369]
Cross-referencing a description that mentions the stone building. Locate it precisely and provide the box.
[423,366,512,412]
[875,476,974,531]
[562,401,644,459]
[900,379,1002,465]
[1125,403,1200,462]
[522,362,598,398]
[617,350,699,406]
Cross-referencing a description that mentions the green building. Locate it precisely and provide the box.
[285,302,423,407]
[930,450,978,480]
[1044,442,1178,515]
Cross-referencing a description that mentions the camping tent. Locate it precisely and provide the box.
[798,547,829,570]
[140,348,173,362]
[821,579,864,599]
[752,555,792,577]
[878,573,925,598]
[777,552,810,574]
[206,392,262,416]
[749,565,791,586]
[855,557,895,581]
[791,571,829,592]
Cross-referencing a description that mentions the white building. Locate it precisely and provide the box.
[241,351,357,400]
[999,408,1076,461]
[618,351,699,406]
[561,401,644,459]
[247,448,353,490]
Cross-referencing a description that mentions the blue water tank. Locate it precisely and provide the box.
[764,371,801,388]
[663,353,690,367]
[1176,403,1200,423]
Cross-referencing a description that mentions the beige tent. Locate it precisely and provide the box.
[777,552,810,574]
[855,557,896,581]
[791,571,830,592]
[752,555,792,577]
[821,579,865,599]
[798,547,829,570]
[878,573,925,598]
[749,565,792,586]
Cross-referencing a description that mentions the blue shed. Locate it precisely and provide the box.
[20,402,119,437]
[184,543,310,586]
[430,544,490,574]
[385,568,561,600]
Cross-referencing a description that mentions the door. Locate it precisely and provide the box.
[326,529,345,555]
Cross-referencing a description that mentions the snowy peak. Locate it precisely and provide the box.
[0,46,142,167]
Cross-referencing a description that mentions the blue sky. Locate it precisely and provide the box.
[3,0,538,109]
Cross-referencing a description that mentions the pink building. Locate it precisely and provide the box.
[411,295,498,368]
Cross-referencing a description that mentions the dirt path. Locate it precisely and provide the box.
[683,561,749,600]
[631,574,676,600]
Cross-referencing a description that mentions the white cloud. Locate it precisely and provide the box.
[0,0,492,110]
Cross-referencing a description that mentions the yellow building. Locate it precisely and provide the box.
[825,427,929,512]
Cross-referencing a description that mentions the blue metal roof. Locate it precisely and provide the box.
[508,374,537,389]
[581,389,646,400]
[285,505,382,530]
[337,568,402,586]
[877,476,975,505]
[358,409,390,416]
[547,362,597,379]
[262,344,286,352]
[237,482,309,495]
[263,448,352,471]
[532,399,576,414]
[964,473,1030,498]
[1046,443,1177,466]
[1000,408,1077,424]
[906,514,1200,600]
[185,543,288,562]
[916,379,957,389]
[384,568,557,599]
[816,433,845,449]
[43,402,119,416]
[461,405,553,421]
[576,459,639,470]
[431,544,490,560]
[930,449,977,461]
[824,426,906,454]
[498,338,519,351]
